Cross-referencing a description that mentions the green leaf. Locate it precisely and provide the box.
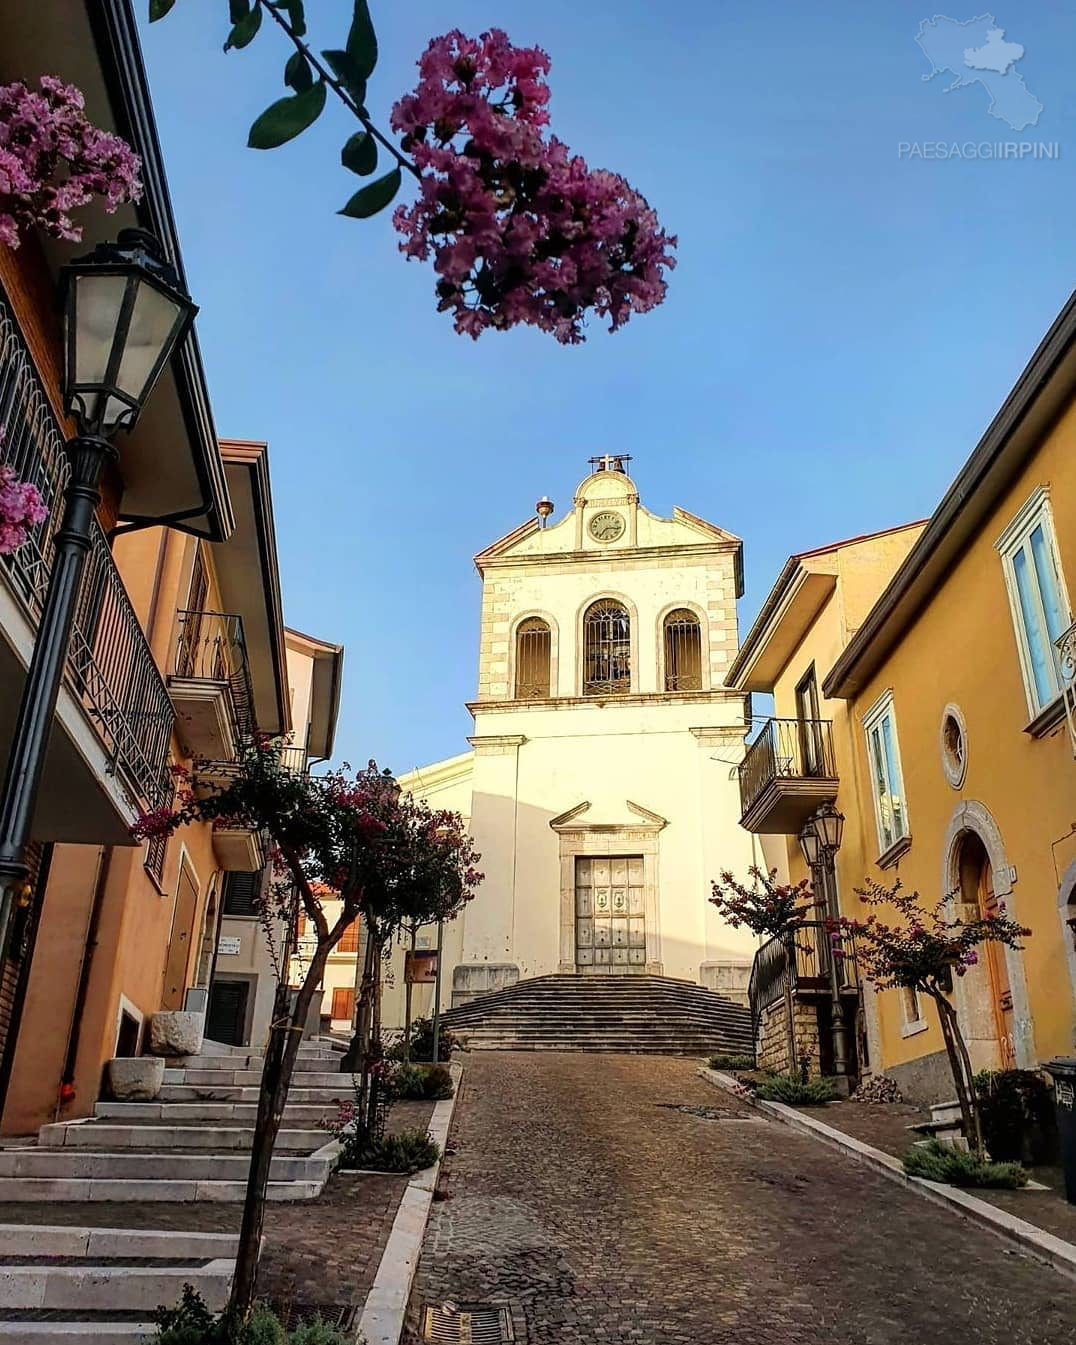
[341,131,378,176]
[284,50,314,93]
[322,49,367,105]
[228,0,249,21]
[148,0,176,20]
[283,0,306,36]
[247,80,327,149]
[346,0,378,79]
[224,6,261,50]
[338,166,401,219]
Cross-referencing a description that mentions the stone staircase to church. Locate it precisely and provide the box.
[0,1039,349,1342]
[442,974,754,1055]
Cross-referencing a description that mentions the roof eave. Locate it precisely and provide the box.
[824,287,1076,700]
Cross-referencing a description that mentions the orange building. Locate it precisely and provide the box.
[0,3,342,1133]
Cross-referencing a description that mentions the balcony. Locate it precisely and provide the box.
[0,289,172,839]
[169,610,254,762]
[748,917,860,1018]
[738,717,838,834]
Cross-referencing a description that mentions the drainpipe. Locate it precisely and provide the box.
[57,845,113,1117]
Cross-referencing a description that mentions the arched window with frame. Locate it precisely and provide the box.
[515,617,552,698]
[663,608,703,691]
[583,599,631,695]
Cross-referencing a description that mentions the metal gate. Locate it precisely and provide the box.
[575,856,645,973]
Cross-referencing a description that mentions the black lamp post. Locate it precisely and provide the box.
[799,803,851,1087]
[0,229,197,954]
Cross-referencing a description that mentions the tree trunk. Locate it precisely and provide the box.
[931,991,984,1157]
[228,942,331,1320]
[341,924,378,1074]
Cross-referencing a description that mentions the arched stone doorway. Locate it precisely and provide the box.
[955,833,1016,1070]
[941,801,1033,1070]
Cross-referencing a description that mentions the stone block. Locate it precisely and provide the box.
[150,1011,205,1057]
[106,1056,165,1101]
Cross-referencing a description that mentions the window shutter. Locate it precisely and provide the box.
[222,870,262,917]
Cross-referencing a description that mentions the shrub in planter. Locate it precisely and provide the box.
[755,1074,838,1105]
[361,1127,441,1174]
[392,1061,454,1101]
[152,1286,350,1344]
[708,1054,755,1072]
[388,1017,458,1063]
[902,1138,1028,1189]
[974,1069,1057,1165]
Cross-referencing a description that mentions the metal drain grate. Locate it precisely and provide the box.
[267,1302,359,1332]
[423,1304,514,1343]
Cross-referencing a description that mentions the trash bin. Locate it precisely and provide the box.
[1043,1059,1076,1204]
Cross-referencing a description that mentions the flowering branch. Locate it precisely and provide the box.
[709,866,815,942]
[147,2,675,343]
[0,76,141,249]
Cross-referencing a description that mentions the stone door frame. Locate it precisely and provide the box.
[550,800,668,975]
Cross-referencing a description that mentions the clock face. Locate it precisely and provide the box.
[589,511,625,543]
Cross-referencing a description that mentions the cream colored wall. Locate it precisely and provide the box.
[836,412,1076,1084]
[285,636,315,752]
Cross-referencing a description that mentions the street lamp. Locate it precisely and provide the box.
[0,229,197,952]
[799,805,852,1089]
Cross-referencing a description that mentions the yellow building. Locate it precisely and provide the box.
[726,524,925,1078]
[732,289,1076,1103]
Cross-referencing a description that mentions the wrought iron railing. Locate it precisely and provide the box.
[172,609,254,747]
[738,716,837,818]
[277,744,309,775]
[0,288,172,808]
[747,916,860,1026]
[1057,620,1076,757]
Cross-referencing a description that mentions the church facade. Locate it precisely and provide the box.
[394,460,763,1021]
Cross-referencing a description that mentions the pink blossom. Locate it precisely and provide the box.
[0,438,48,556]
[390,31,676,343]
[0,76,141,250]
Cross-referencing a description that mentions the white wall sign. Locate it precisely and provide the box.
[218,936,241,955]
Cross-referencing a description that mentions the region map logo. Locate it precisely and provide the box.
[899,14,1056,160]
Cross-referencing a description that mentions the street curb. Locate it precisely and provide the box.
[698,1067,1076,1283]
[357,1063,463,1345]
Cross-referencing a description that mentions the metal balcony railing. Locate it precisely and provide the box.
[0,288,172,808]
[1057,619,1076,757]
[738,716,837,819]
[276,744,309,775]
[173,609,255,747]
[747,917,861,1026]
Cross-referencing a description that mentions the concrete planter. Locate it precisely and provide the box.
[107,1056,166,1101]
[150,1011,205,1057]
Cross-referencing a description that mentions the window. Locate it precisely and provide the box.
[330,986,355,1022]
[222,870,262,918]
[338,919,360,954]
[795,666,827,777]
[996,488,1071,716]
[515,618,551,698]
[900,985,924,1033]
[583,599,631,695]
[863,691,909,855]
[663,609,702,691]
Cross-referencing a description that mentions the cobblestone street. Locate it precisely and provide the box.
[405,1054,1070,1345]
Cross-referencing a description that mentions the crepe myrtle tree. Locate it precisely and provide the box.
[147,1,676,344]
[710,867,817,1073]
[132,739,481,1322]
[831,877,1030,1158]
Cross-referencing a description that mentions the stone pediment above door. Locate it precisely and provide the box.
[549,799,669,834]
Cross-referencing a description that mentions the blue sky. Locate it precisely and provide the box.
[137,2,1076,773]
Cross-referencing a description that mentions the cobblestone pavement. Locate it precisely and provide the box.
[404,1054,1069,1345]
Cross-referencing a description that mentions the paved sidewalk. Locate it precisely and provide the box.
[404,1054,1069,1345]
